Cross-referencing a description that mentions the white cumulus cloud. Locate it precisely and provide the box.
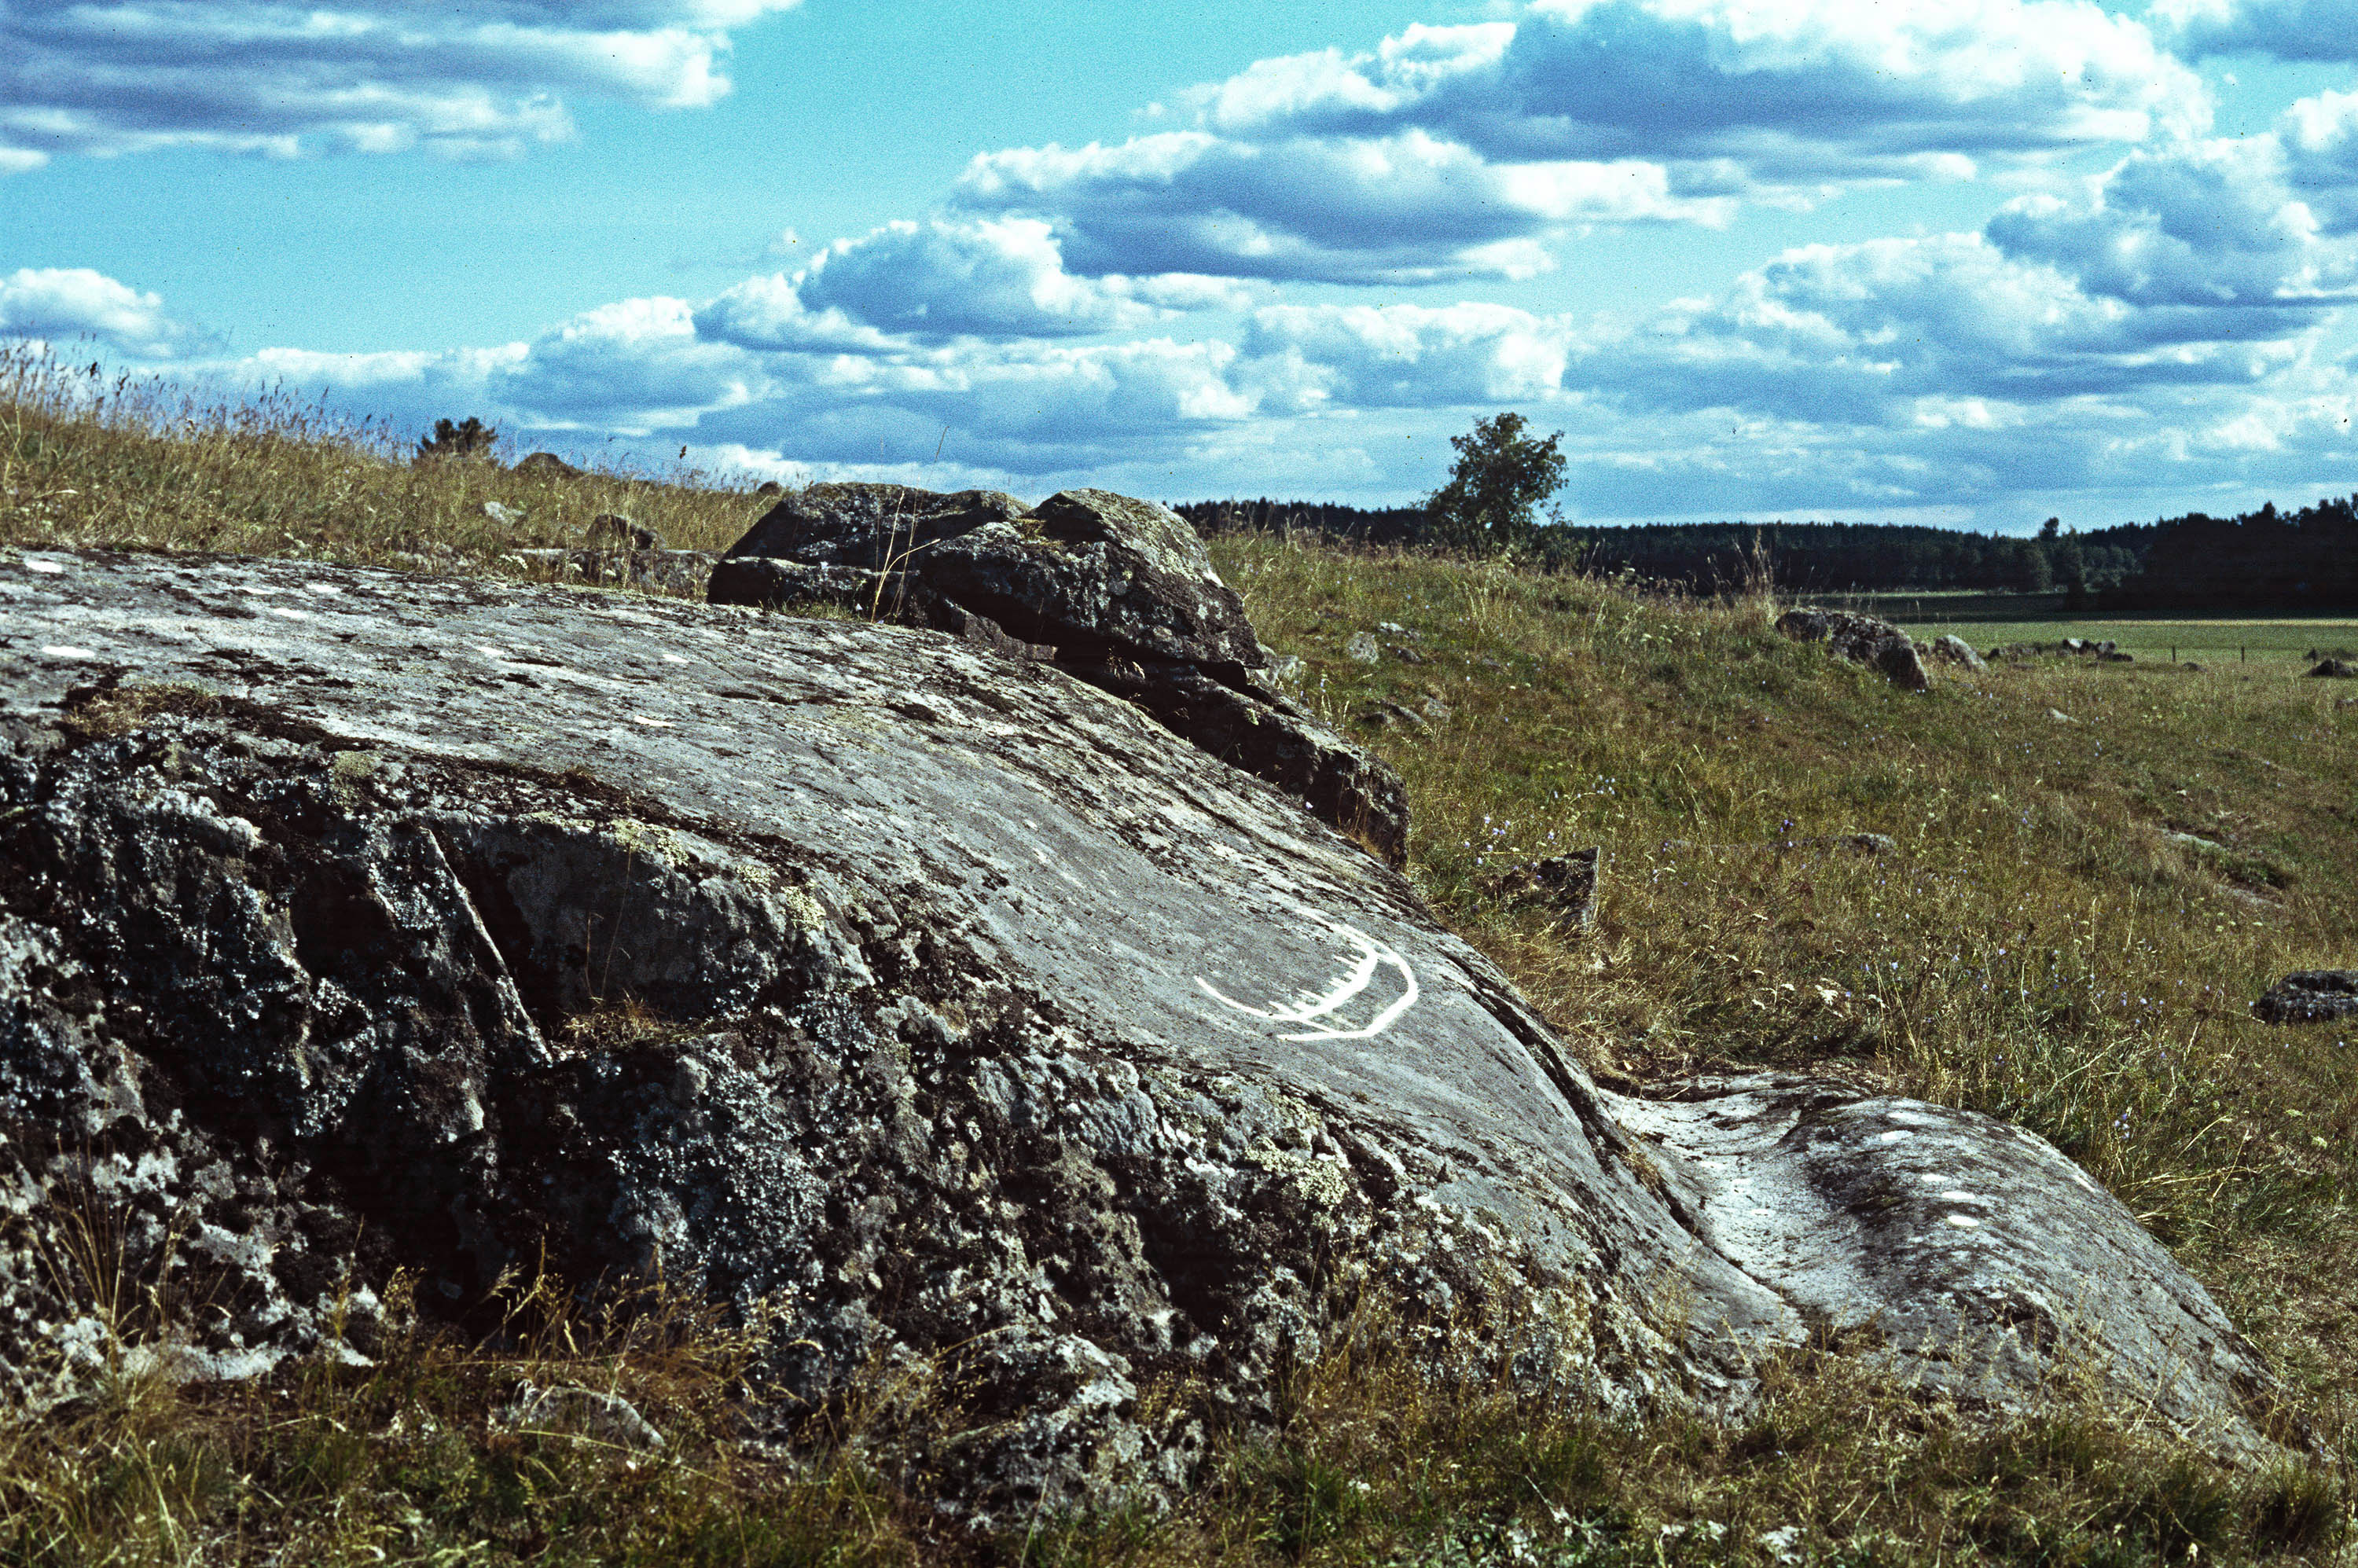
[2151,0,2358,62]
[954,0,2206,285]
[0,267,211,356]
[0,0,802,169]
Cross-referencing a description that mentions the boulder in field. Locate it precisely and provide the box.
[1775,608,1930,690]
[1929,634,1989,672]
[512,451,583,481]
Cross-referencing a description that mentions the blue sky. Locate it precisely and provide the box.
[7,0,2358,532]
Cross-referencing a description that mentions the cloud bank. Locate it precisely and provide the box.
[0,0,802,170]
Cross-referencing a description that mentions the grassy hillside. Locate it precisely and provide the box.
[3,351,2355,1563]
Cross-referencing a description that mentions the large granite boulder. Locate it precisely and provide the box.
[1776,608,1930,691]
[0,551,2287,1521]
[711,483,1406,862]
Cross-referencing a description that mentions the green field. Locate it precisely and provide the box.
[1829,590,2358,666]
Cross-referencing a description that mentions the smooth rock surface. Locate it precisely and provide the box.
[1614,1077,2278,1447]
[0,550,2287,1516]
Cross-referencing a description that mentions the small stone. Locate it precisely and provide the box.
[1482,848,1601,931]
[1344,633,1381,664]
[1927,634,1987,672]
[1354,699,1425,731]
[479,501,524,527]
[2253,971,2358,1024]
[586,513,663,552]
[1419,696,1453,722]
[501,1383,666,1451]
[2048,707,2075,723]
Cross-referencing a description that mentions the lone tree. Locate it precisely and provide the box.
[1424,412,1567,557]
[415,417,499,466]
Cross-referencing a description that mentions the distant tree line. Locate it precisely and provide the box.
[2100,494,2358,611]
[1556,517,2155,599]
[1173,500,2157,596]
[1173,498,1432,548]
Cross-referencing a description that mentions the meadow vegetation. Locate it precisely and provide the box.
[3,346,2356,1562]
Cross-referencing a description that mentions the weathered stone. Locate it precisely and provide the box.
[501,1383,667,1450]
[1344,633,1381,664]
[1483,849,1601,932]
[2252,971,2358,1024]
[1775,608,1929,691]
[0,550,2290,1518]
[1929,634,1988,672]
[725,482,1032,571]
[1614,1075,2284,1447]
[713,483,1406,865]
[513,452,582,481]
[752,480,785,498]
[586,513,663,552]
[479,501,524,527]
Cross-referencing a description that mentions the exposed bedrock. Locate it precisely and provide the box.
[0,550,2287,1518]
[709,483,1409,863]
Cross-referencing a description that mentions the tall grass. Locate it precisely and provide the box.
[0,343,764,577]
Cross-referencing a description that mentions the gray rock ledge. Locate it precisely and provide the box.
[0,549,2288,1517]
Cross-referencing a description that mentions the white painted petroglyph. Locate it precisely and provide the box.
[1196,910,1419,1043]
[39,645,99,659]
[23,560,63,575]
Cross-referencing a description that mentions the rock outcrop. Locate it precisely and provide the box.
[0,549,2288,1520]
[709,483,1409,863]
[1776,608,1930,690]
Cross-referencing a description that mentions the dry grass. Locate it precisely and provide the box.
[0,343,766,580]
[1214,531,2358,1464]
[3,350,2354,1563]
